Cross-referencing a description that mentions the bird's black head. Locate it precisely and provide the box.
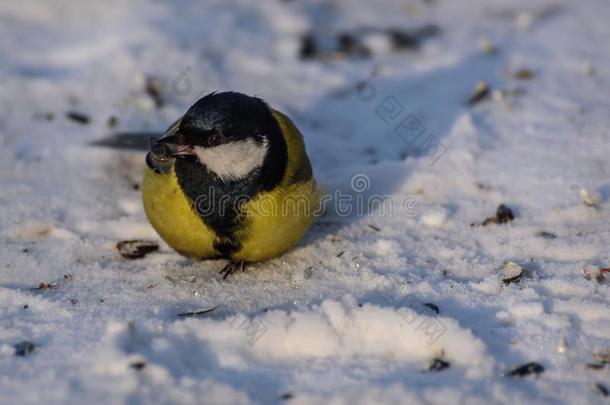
[178,91,276,148]
[151,91,287,185]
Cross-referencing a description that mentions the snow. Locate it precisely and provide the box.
[1,0,609,403]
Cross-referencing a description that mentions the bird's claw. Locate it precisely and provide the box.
[219,261,246,280]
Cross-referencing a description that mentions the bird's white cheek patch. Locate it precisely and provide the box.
[193,139,268,181]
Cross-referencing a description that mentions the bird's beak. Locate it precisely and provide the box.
[151,134,195,157]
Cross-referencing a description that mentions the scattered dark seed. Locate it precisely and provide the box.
[595,269,609,283]
[177,307,216,318]
[66,111,90,125]
[64,274,72,280]
[387,28,419,50]
[145,77,164,108]
[593,349,610,364]
[423,303,439,314]
[537,231,557,239]
[132,183,140,191]
[586,363,605,370]
[428,358,450,371]
[107,116,118,128]
[130,361,146,370]
[501,262,524,285]
[145,283,158,290]
[507,362,544,377]
[511,69,534,80]
[583,266,608,283]
[596,383,609,397]
[387,25,440,51]
[299,33,317,59]
[338,32,356,51]
[70,299,79,305]
[280,393,294,401]
[35,282,58,290]
[468,81,490,105]
[502,273,522,285]
[368,224,381,232]
[21,248,29,253]
[337,251,346,258]
[14,341,36,357]
[477,204,515,226]
[116,240,159,259]
[501,271,521,285]
[23,305,29,310]
[337,32,370,58]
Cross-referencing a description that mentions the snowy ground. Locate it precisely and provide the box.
[1,0,609,403]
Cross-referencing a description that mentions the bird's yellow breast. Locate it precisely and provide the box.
[142,167,216,258]
[232,178,319,262]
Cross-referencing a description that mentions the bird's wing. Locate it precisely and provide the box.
[271,110,314,185]
[163,116,182,137]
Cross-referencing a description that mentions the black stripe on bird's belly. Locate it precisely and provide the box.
[174,158,254,256]
[174,149,286,258]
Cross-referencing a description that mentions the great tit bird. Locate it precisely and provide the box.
[142,91,320,278]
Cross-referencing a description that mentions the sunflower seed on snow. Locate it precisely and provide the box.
[511,69,534,80]
[468,81,490,105]
[580,188,602,207]
[557,337,568,353]
[501,261,524,285]
[581,265,606,283]
[507,362,544,377]
[477,37,497,55]
[116,240,159,259]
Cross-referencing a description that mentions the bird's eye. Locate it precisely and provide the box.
[206,133,223,147]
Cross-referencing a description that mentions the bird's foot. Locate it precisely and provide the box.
[219,261,246,280]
